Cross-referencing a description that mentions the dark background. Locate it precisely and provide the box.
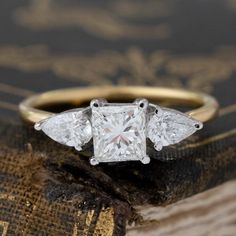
[0,1,236,235]
[0,0,235,138]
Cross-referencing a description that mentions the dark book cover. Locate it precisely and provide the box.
[0,0,236,235]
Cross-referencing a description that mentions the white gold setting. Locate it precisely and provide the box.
[91,99,148,164]
[35,98,203,165]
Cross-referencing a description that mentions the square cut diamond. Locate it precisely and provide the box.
[91,103,147,163]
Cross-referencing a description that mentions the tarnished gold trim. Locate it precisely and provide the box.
[0,101,18,111]
[83,210,95,235]
[0,83,34,97]
[93,207,114,236]
[219,103,236,116]
[72,210,95,236]
[0,221,9,236]
[180,128,236,149]
[14,0,171,40]
[0,193,15,201]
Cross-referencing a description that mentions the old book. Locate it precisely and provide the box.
[0,0,236,235]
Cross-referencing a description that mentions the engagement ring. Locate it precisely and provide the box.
[19,86,219,165]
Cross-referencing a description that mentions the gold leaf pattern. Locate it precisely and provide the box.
[93,207,114,236]
[0,45,235,91]
[0,221,9,236]
[14,0,171,40]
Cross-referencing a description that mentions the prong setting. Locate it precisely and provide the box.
[90,157,99,166]
[134,98,149,110]
[91,100,147,163]
[194,122,203,130]
[34,122,42,131]
[34,98,204,166]
[90,98,107,108]
[154,105,163,117]
[75,145,82,151]
[154,143,163,151]
[140,155,151,164]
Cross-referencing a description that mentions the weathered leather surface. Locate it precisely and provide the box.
[0,0,236,235]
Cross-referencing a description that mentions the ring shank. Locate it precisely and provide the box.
[19,86,219,123]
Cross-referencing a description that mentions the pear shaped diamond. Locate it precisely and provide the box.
[147,105,203,151]
[35,108,92,151]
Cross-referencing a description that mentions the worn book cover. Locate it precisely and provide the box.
[0,0,236,235]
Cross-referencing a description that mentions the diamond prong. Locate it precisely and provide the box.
[90,98,107,108]
[194,122,203,130]
[154,143,163,151]
[90,157,99,165]
[75,145,82,151]
[34,122,42,131]
[134,98,149,109]
[140,155,150,164]
[91,102,147,163]
[154,105,162,116]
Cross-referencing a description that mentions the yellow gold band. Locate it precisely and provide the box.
[19,86,219,124]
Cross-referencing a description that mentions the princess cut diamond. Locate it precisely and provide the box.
[91,102,147,163]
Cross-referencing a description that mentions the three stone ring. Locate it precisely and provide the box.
[19,86,219,165]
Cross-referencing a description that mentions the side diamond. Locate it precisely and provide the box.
[147,105,203,151]
[35,108,92,151]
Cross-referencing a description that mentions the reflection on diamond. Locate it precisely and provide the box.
[147,106,202,149]
[91,104,146,163]
[38,109,92,150]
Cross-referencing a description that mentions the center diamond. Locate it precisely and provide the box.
[91,102,147,163]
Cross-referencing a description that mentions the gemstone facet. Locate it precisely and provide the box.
[34,99,203,165]
[147,105,203,151]
[91,102,147,163]
[35,108,92,151]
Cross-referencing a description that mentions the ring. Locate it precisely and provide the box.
[19,86,219,165]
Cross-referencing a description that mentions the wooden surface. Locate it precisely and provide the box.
[127,180,236,236]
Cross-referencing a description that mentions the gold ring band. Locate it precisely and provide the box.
[19,86,219,124]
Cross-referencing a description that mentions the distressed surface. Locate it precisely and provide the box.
[0,0,236,235]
